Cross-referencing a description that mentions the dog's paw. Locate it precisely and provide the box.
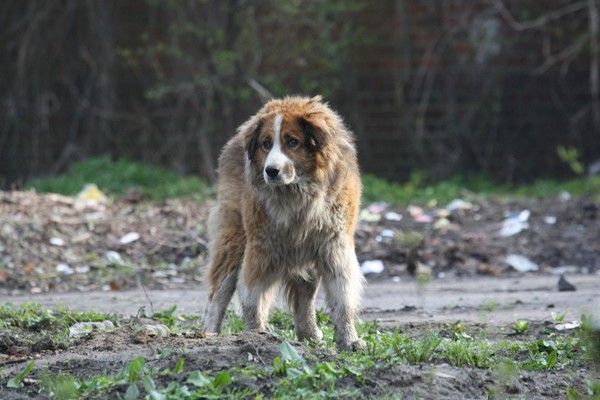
[338,338,366,352]
[297,327,323,343]
[315,327,324,341]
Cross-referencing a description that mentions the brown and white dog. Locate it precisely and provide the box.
[203,95,365,350]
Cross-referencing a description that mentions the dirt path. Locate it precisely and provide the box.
[5,274,598,326]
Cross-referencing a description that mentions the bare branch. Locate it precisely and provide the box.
[488,0,588,31]
[535,36,585,75]
[247,79,273,104]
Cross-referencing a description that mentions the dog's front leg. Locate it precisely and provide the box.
[321,243,366,351]
[238,248,277,332]
[285,274,323,342]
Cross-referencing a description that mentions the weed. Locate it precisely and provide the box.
[6,361,34,389]
[40,371,80,399]
[222,308,244,334]
[441,337,494,368]
[480,300,500,312]
[552,310,569,324]
[513,320,530,334]
[143,305,178,329]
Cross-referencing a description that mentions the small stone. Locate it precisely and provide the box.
[558,274,576,291]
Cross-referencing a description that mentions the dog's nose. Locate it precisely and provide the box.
[265,166,279,178]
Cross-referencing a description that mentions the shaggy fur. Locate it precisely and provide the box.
[203,95,365,350]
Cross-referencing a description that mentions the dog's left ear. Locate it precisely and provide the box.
[240,117,263,160]
[299,113,331,150]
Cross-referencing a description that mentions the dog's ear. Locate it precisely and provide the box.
[240,117,263,160]
[299,113,330,150]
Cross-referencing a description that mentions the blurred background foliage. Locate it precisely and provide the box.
[1,0,599,190]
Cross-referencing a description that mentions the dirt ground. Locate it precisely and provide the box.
[1,190,599,398]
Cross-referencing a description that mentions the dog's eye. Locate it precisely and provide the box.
[287,138,299,148]
[262,139,272,150]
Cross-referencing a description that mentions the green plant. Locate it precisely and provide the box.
[0,303,119,353]
[26,156,209,201]
[557,146,585,176]
[7,361,35,389]
[480,300,500,312]
[513,320,530,334]
[3,307,592,399]
[222,309,245,334]
[40,371,80,399]
[551,310,569,324]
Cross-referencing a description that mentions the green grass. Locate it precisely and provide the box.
[25,155,599,206]
[3,304,597,399]
[26,156,209,202]
[361,173,600,206]
[0,303,119,353]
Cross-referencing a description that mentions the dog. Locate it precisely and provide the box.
[203,95,365,351]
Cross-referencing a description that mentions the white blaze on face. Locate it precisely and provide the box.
[264,114,294,184]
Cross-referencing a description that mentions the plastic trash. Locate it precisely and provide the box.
[141,324,170,338]
[552,265,579,275]
[384,212,403,221]
[499,210,530,237]
[56,263,74,275]
[105,251,124,265]
[367,203,387,213]
[376,229,395,242]
[380,229,395,238]
[558,191,571,201]
[505,254,539,272]
[433,217,451,230]
[119,232,140,245]
[77,184,107,204]
[414,214,433,223]
[407,205,424,218]
[49,237,65,246]
[555,321,581,331]
[544,216,557,225]
[359,209,381,222]
[69,320,115,337]
[75,265,90,274]
[446,199,473,211]
[360,259,385,274]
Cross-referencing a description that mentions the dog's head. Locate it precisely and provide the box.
[240,96,353,187]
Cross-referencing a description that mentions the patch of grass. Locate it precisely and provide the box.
[361,173,598,206]
[26,155,209,201]
[4,306,592,399]
[222,308,245,334]
[37,355,245,399]
[0,303,120,353]
[26,156,599,205]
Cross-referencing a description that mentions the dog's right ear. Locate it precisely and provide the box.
[240,117,263,160]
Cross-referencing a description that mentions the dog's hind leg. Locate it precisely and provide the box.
[320,242,366,351]
[285,274,323,342]
[204,268,239,333]
[203,206,245,333]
